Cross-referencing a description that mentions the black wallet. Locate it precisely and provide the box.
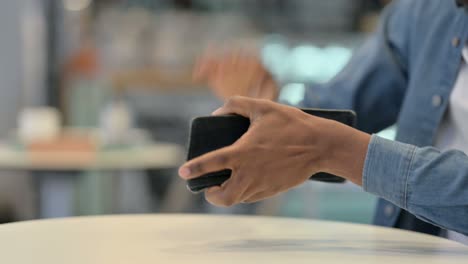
[186,108,356,193]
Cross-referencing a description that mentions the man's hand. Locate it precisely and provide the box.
[178,97,371,207]
[193,49,279,101]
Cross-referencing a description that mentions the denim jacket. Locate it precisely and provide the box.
[301,0,468,236]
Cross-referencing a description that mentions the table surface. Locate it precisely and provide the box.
[0,214,466,264]
[0,142,185,170]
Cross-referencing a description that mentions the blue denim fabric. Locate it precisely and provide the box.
[300,0,468,235]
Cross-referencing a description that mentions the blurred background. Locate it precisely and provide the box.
[0,0,394,223]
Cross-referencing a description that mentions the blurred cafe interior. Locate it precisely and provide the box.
[0,0,393,223]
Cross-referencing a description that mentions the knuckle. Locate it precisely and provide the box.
[255,101,272,115]
[228,145,242,156]
[215,153,230,165]
[256,138,267,146]
[238,142,257,156]
[225,96,241,107]
[191,162,203,174]
[224,147,242,163]
[271,186,282,194]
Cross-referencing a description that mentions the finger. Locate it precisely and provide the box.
[193,54,218,82]
[257,74,278,100]
[194,44,224,80]
[211,96,259,119]
[205,172,250,207]
[238,51,271,98]
[178,146,237,180]
[215,51,240,80]
[228,48,243,68]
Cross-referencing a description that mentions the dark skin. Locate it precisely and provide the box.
[180,51,371,207]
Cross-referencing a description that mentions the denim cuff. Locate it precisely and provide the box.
[362,135,417,209]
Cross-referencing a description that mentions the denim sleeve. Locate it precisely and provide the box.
[300,0,414,134]
[363,135,468,235]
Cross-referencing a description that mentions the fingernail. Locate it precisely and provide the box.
[178,167,191,178]
[211,108,222,115]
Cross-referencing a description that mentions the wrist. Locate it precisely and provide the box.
[321,122,371,186]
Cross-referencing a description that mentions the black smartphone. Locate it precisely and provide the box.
[186,108,356,193]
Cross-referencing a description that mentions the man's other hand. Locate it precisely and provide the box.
[193,49,279,101]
